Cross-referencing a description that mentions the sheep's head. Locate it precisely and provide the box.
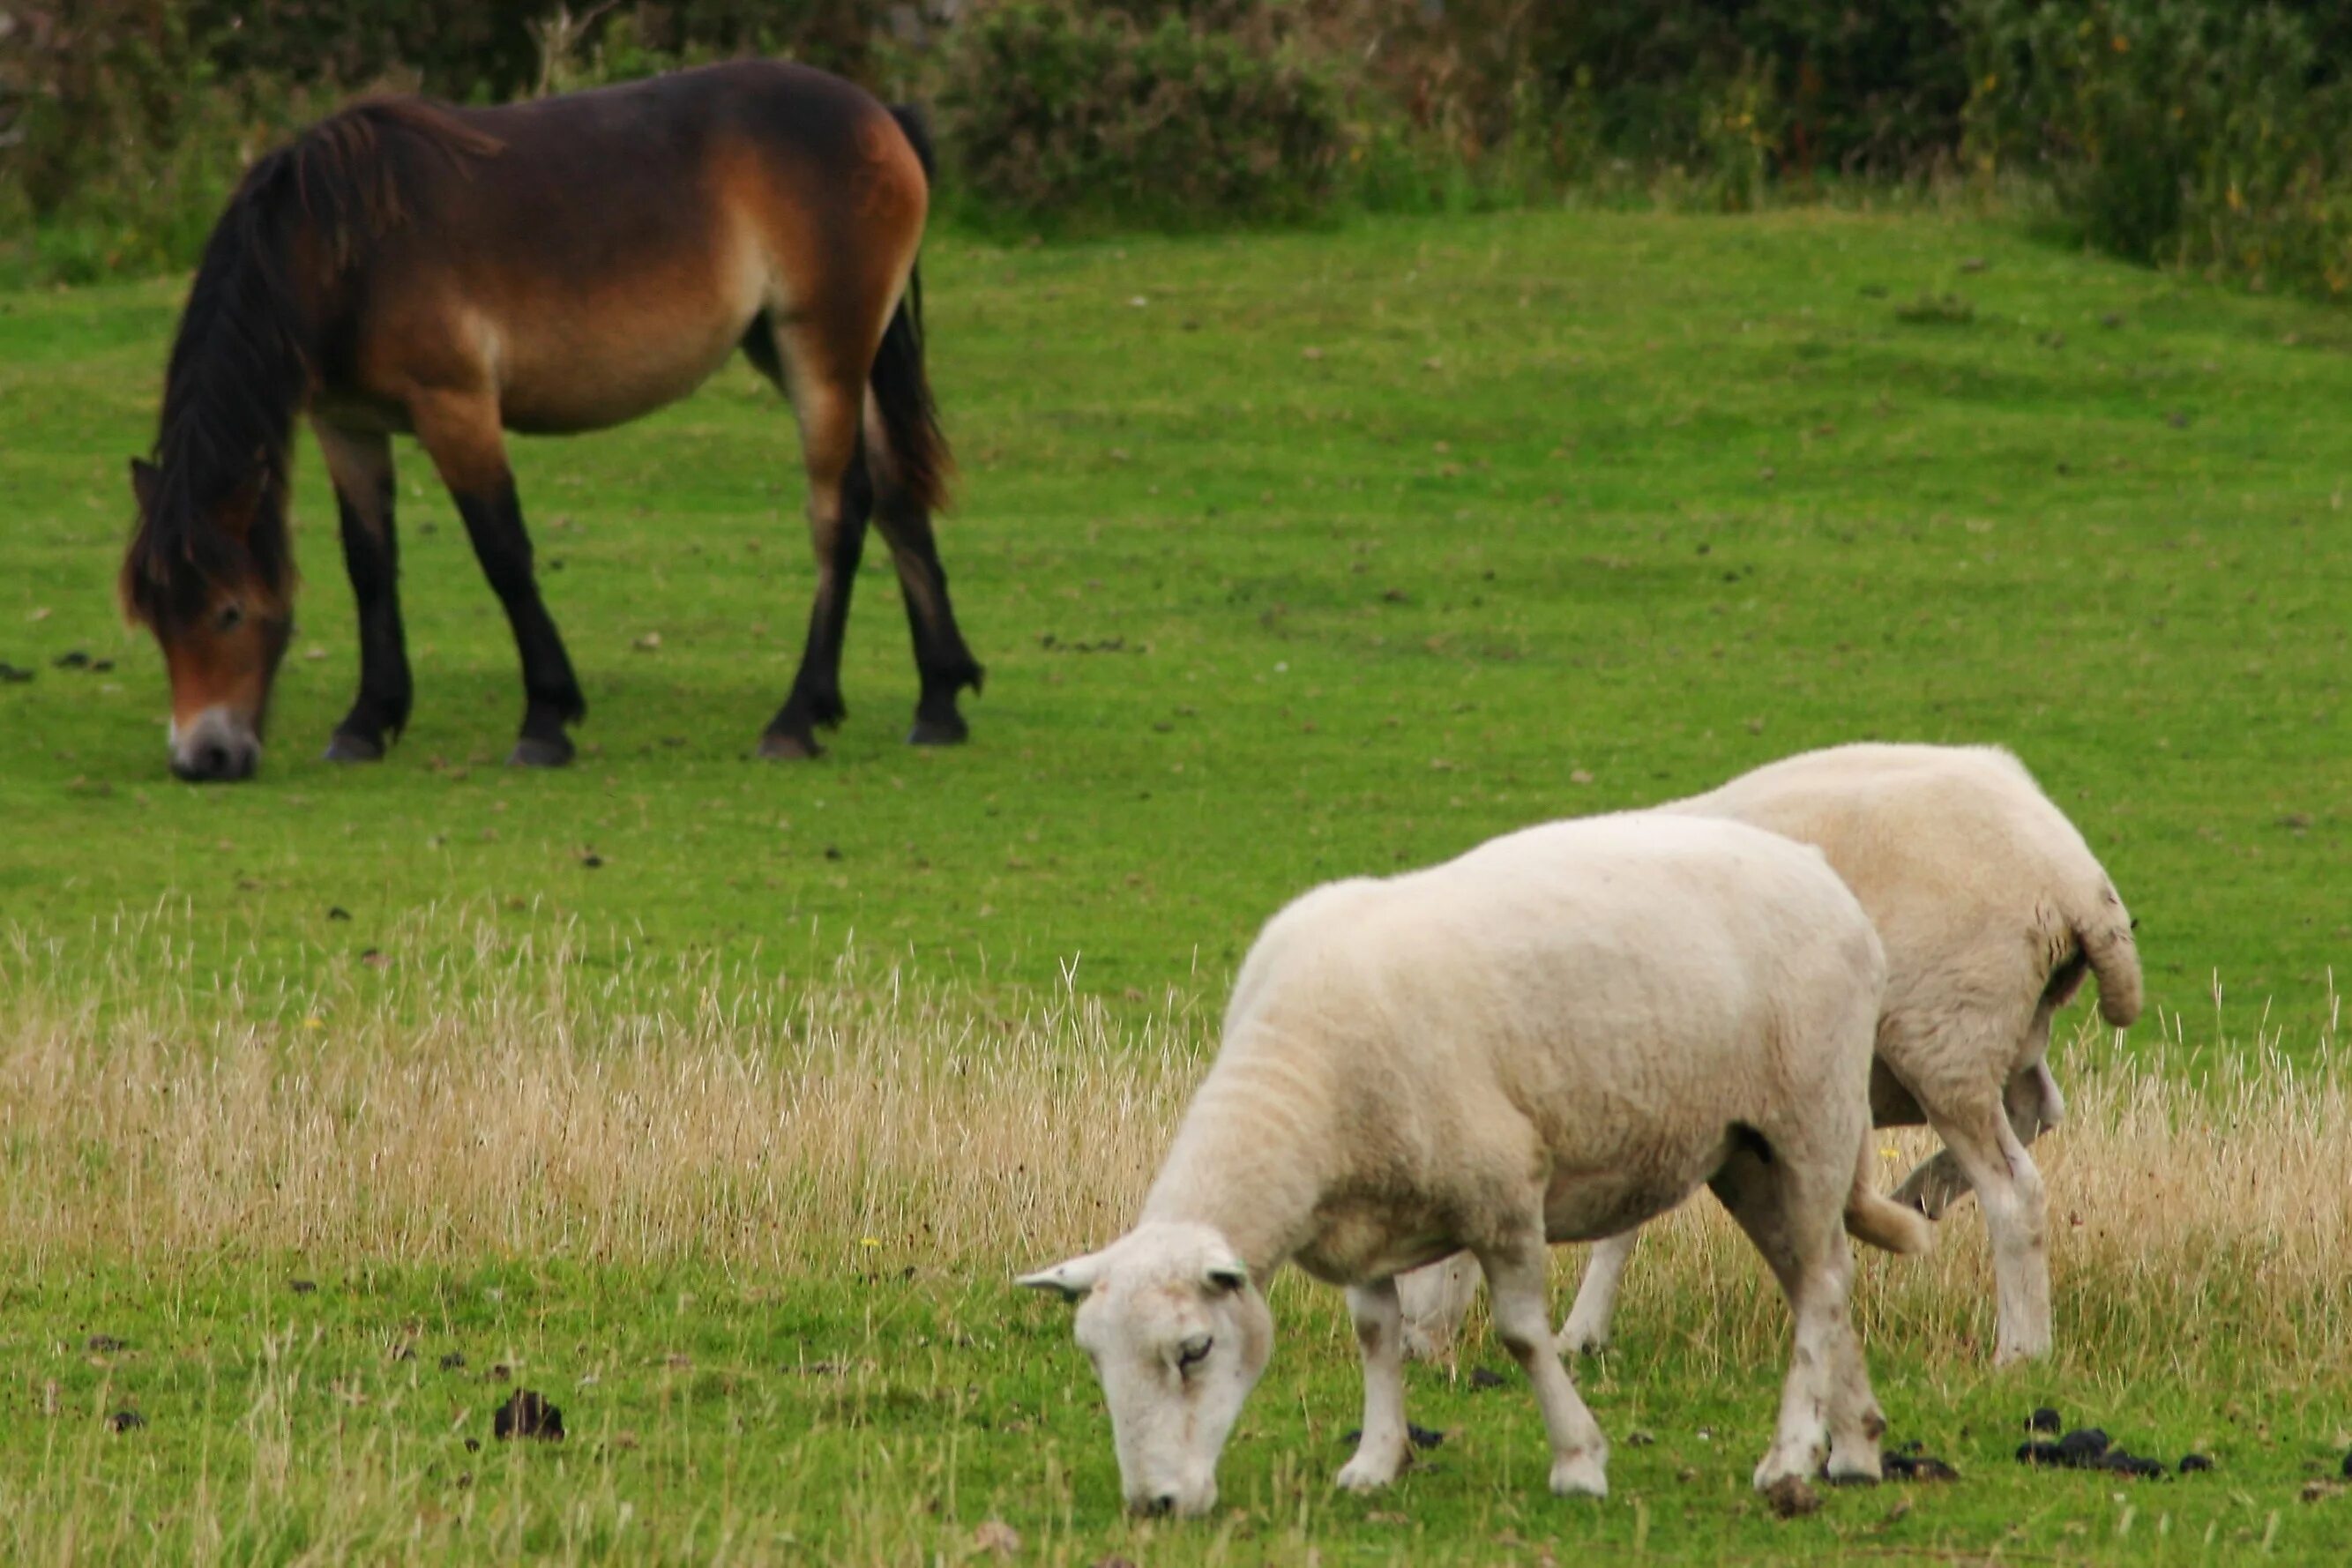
[1019,1221,1273,1517]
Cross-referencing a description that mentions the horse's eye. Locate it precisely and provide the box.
[215,603,245,632]
[1176,1334,1213,1372]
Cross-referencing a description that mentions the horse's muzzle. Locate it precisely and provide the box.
[169,708,261,783]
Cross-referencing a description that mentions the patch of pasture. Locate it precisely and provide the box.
[2,207,2349,1032]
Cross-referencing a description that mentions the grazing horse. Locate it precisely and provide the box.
[119,61,982,782]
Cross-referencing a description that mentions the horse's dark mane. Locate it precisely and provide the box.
[122,99,499,628]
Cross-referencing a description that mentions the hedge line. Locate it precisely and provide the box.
[5,0,2352,300]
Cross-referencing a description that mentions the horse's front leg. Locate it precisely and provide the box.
[412,394,585,766]
[314,422,412,762]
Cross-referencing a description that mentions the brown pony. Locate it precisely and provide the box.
[120,61,981,781]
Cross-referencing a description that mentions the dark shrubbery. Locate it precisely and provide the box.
[8,0,2352,300]
[0,0,874,282]
[1,4,336,281]
[1965,0,2352,295]
[1523,0,1971,176]
[935,2,1344,228]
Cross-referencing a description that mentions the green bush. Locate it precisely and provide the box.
[936,1,1345,228]
[15,0,2352,303]
[176,0,871,104]
[1965,0,2352,295]
[0,0,886,285]
[0,2,333,283]
[1340,0,1968,183]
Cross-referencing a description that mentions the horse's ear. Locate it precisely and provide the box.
[214,467,268,541]
[129,458,160,514]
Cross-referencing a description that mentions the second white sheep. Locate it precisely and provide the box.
[1398,743,2140,1366]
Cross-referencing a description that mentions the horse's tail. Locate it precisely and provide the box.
[870,102,952,516]
[890,101,938,183]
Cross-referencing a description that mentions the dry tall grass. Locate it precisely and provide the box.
[4,909,2347,1385]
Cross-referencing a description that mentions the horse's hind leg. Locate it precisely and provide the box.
[314,422,411,762]
[411,392,586,767]
[759,342,870,760]
[866,395,982,745]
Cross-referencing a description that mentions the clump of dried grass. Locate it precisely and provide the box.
[3,909,2344,1384]
[0,908,1201,1274]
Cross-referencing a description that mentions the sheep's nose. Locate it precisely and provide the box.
[1132,1494,1176,1518]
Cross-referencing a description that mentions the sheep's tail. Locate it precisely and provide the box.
[1846,1138,1935,1255]
[2068,873,2143,1027]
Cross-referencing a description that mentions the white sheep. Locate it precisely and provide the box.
[1019,813,1930,1516]
[1398,743,2141,1367]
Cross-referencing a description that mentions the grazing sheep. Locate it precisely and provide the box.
[1397,743,2140,1367]
[1019,814,1929,1517]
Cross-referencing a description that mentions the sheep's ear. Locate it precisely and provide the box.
[1018,1252,1106,1303]
[1202,1250,1249,1295]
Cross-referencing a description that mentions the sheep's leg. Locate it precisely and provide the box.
[1479,1243,1609,1498]
[1890,1148,1971,1219]
[1336,1278,1412,1492]
[1711,1142,1885,1489]
[1557,1230,1638,1354]
[2007,1058,2065,1141]
[1927,1095,2051,1363]
[1395,1254,1478,1363]
[1893,1059,2064,1218]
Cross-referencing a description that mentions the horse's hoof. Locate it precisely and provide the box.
[324,731,385,764]
[759,730,823,761]
[510,735,575,768]
[907,713,968,747]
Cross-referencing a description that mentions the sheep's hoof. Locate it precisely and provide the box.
[1557,1318,1611,1356]
[1753,1438,1829,1494]
[1824,1446,1884,1485]
[1549,1451,1609,1498]
[1400,1324,1452,1363]
[1334,1452,1401,1492]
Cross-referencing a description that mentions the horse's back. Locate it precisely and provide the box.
[321,61,927,436]
[452,60,894,168]
[425,61,916,265]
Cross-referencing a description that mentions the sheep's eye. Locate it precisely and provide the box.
[214,602,245,632]
[1176,1334,1213,1372]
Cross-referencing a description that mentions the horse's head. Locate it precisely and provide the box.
[121,456,295,782]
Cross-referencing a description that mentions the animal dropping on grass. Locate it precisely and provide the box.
[494,1390,564,1442]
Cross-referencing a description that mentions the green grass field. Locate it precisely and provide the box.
[5,205,2352,1563]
